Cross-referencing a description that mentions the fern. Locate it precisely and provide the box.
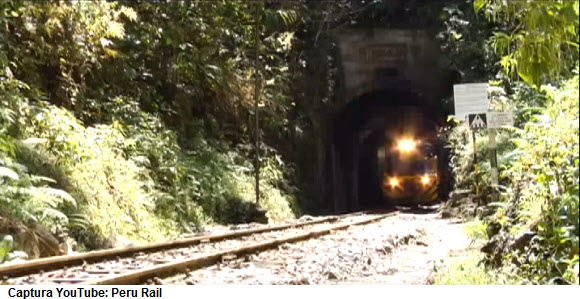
[0,166,19,181]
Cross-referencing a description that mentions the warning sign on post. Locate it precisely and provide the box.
[468,113,487,130]
[487,111,514,128]
[453,83,490,121]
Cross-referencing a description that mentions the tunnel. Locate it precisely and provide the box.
[328,89,447,213]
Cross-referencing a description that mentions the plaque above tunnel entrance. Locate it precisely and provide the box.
[335,29,447,103]
[360,44,407,65]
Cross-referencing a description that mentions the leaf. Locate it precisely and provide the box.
[474,0,487,14]
[119,6,137,21]
[0,167,19,181]
[20,138,48,146]
[29,175,57,185]
[512,138,529,148]
[0,235,13,262]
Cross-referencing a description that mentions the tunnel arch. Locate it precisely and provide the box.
[328,88,444,212]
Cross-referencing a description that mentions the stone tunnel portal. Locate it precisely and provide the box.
[330,89,444,213]
[320,29,457,213]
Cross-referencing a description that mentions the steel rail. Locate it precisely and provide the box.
[0,215,353,278]
[86,212,398,285]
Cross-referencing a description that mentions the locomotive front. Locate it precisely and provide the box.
[382,137,438,205]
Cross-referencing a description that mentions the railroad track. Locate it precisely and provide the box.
[1,210,397,285]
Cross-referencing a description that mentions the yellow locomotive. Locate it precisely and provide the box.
[381,137,438,205]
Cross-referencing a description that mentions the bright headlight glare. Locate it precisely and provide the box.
[397,139,416,152]
[421,176,430,185]
[389,177,400,187]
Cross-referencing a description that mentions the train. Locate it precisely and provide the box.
[377,108,444,206]
[381,136,439,205]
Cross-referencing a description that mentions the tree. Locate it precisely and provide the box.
[476,0,579,86]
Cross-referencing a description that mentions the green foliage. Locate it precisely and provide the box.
[449,74,579,284]
[437,1,498,83]
[476,0,579,86]
[500,74,579,284]
[447,0,579,283]
[181,141,296,224]
[0,235,13,262]
[2,45,77,237]
[1,0,301,255]
[18,104,175,248]
[433,246,521,285]
[464,219,489,241]
[1,1,136,112]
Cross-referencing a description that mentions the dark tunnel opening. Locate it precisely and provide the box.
[329,89,449,213]
[358,129,385,209]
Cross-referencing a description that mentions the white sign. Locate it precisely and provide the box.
[487,111,514,128]
[453,83,489,121]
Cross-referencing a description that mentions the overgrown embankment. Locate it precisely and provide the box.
[441,69,579,285]
[438,0,579,285]
[1,1,298,261]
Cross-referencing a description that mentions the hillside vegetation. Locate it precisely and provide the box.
[0,1,578,286]
[439,0,579,285]
[1,1,302,257]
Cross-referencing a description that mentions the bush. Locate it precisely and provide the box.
[14,104,177,249]
[102,97,297,226]
[447,74,579,284]
[182,142,297,224]
[2,92,298,253]
[433,247,520,285]
[1,1,300,255]
[500,75,579,284]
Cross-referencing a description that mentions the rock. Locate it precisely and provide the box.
[475,206,496,217]
[1,215,65,260]
[416,240,428,246]
[486,222,502,238]
[223,198,269,224]
[509,230,535,251]
[103,233,135,249]
[244,206,268,224]
[7,251,28,263]
[481,238,499,254]
[378,244,393,254]
[450,189,471,201]
[327,271,339,280]
[440,208,457,219]
[481,230,512,266]
[28,222,64,257]
[293,277,310,285]
[152,277,164,285]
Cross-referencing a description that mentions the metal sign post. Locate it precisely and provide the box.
[455,84,516,202]
[454,83,489,198]
[472,130,480,197]
[468,113,488,197]
[488,128,498,195]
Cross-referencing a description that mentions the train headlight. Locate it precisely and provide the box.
[397,139,416,152]
[389,177,400,187]
[421,175,431,185]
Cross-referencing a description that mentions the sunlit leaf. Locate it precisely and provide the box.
[0,167,19,181]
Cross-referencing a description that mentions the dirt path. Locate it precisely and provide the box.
[169,211,468,285]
